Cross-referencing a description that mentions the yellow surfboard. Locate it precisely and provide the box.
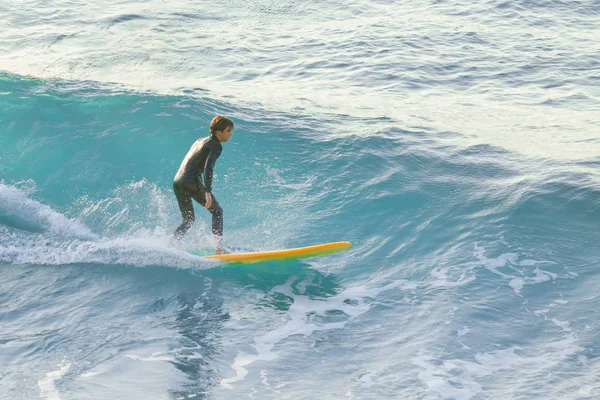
[204,241,351,264]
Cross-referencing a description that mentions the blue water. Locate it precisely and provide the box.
[1,0,600,399]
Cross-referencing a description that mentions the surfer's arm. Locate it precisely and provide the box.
[203,144,220,193]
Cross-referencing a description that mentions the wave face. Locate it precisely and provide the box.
[1,0,599,398]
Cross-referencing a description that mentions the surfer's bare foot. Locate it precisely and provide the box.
[215,247,230,255]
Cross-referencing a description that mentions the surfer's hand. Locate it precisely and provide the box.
[205,192,213,209]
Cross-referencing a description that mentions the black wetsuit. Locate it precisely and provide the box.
[173,135,223,239]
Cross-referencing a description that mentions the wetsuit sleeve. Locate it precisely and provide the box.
[203,143,221,192]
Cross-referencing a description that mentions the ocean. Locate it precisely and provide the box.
[1,0,599,399]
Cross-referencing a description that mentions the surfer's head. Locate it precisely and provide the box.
[210,115,234,143]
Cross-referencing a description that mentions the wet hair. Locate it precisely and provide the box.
[210,116,234,135]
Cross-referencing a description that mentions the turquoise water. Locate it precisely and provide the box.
[1,1,600,399]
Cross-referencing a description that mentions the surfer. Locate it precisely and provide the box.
[173,115,233,254]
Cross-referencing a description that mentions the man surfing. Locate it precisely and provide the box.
[173,115,233,254]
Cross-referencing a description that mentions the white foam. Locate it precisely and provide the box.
[509,278,525,294]
[0,183,97,239]
[38,361,71,400]
[474,244,518,278]
[220,278,404,389]
[125,352,176,362]
[81,371,103,378]
[474,244,557,295]
[356,372,375,388]
[511,268,555,296]
[457,327,470,337]
[414,333,583,399]
[430,266,476,288]
[0,226,212,269]
[551,318,571,332]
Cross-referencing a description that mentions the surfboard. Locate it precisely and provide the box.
[204,241,351,264]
